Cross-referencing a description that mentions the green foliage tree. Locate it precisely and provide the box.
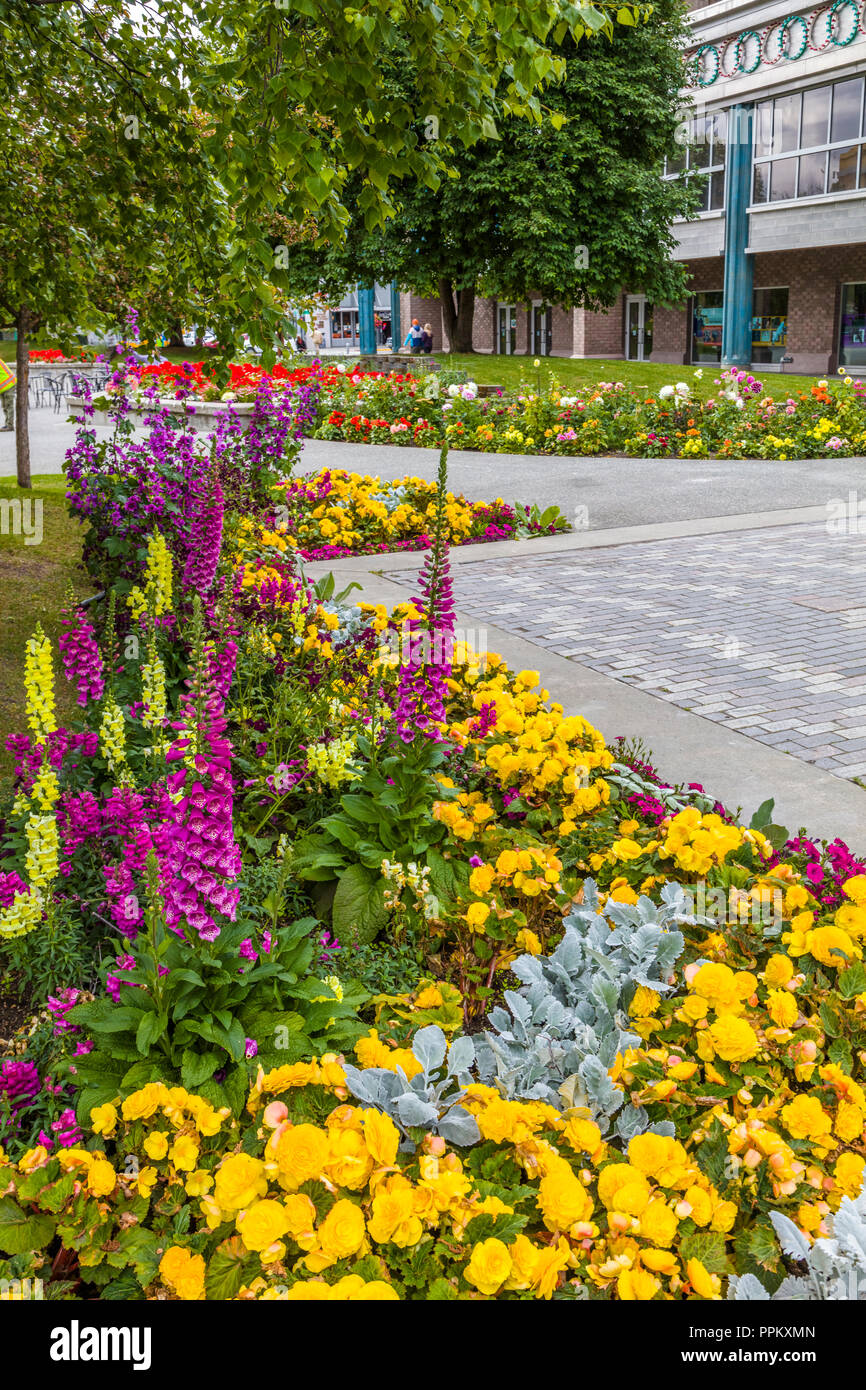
[0,0,631,485]
[285,3,699,351]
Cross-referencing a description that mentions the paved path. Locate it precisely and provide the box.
[384,520,866,784]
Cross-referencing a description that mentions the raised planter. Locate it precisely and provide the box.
[67,395,257,433]
[358,352,440,375]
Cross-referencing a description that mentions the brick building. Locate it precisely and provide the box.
[402,0,866,373]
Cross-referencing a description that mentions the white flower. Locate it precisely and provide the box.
[675,382,690,396]
[658,384,675,400]
[336,363,346,374]
[447,383,461,397]
[693,368,703,380]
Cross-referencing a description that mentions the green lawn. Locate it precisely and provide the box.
[0,475,88,783]
[434,352,824,403]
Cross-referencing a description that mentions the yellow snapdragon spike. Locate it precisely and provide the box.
[23,624,56,741]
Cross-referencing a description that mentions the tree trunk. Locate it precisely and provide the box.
[437,281,476,353]
[453,285,476,354]
[15,308,30,490]
[164,318,185,348]
[438,279,457,350]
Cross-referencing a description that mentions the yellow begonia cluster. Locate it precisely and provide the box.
[782,874,866,968]
[447,662,612,824]
[272,471,483,554]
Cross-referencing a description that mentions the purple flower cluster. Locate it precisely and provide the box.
[182,471,225,597]
[158,640,241,941]
[782,835,866,910]
[0,1059,40,1119]
[58,603,105,707]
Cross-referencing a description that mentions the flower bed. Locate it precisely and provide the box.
[2,374,866,1301]
[308,364,866,461]
[268,470,568,559]
[99,355,866,461]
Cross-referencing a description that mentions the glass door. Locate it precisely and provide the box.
[497,304,517,354]
[625,297,653,361]
[531,304,552,356]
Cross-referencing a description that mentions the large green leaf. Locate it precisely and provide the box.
[0,1198,55,1255]
[332,863,388,946]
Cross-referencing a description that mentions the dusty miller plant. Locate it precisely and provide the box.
[729,1176,866,1300]
[472,880,692,1140]
[342,1024,480,1150]
[344,881,698,1149]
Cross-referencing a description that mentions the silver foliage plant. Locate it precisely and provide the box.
[473,880,690,1141]
[730,1177,866,1301]
[343,880,698,1149]
[342,1025,481,1150]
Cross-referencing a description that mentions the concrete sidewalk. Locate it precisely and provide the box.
[306,517,866,853]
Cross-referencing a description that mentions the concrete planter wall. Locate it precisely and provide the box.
[67,395,257,434]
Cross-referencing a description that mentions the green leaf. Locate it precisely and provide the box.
[332,863,388,946]
[829,1037,853,1073]
[463,1211,528,1244]
[839,962,866,999]
[747,1221,783,1273]
[679,1229,729,1276]
[136,1012,168,1055]
[695,1118,730,1191]
[205,1236,259,1300]
[0,1198,55,1255]
[181,1048,222,1088]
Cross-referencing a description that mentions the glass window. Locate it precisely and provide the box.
[769,157,797,201]
[773,93,801,154]
[754,101,773,158]
[840,283,866,368]
[798,151,826,198]
[801,85,830,148]
[663,111,725,210]
[711,112,727,166]
[829,146,859,193]
[752,288,789,364]
[691,290,724,364]
[831,78,863,143]
[753,163,769,203]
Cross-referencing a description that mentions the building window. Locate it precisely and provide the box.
[752,288,789,364]
[690,289,788,364]
[840,283,866,368]
[691,290,724,363]
[752,76,866,204]
[663,112,726,211]
[329,309,358,344]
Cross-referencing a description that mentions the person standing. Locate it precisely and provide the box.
[0,357,15,431]
[403,319,424,353]
[421,322,434,353]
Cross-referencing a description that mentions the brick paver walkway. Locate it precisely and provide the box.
[385,521,866,781]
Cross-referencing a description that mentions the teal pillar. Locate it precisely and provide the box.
[389,280,401,350]
[358,284,376,354]
[721,104,754,369]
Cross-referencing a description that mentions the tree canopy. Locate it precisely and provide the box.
[284,1,698,349]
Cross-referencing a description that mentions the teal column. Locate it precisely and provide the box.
[721,103,754,369]
[358,284,376,354]
[389,280,401,350]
